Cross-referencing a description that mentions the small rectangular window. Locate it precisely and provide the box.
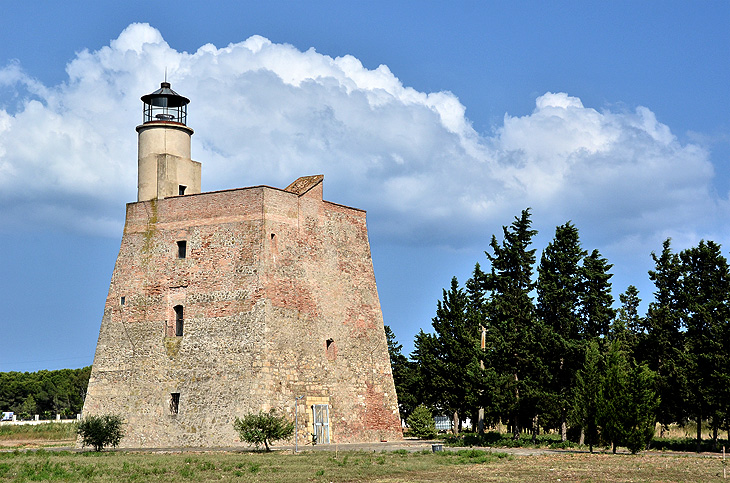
[178,185,186,196]
[120,296,126,306]
[174,305,184,337]
[177,240,187,259]
[170,393,180,415]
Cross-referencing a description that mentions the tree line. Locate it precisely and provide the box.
[387,209,730,453]
[0,366,91,419]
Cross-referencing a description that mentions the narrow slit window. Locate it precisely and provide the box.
[170,393,180,415]
[177,240,187,259]
[174,305,184,337]
[120,296,126,306]
[178,185,186,196]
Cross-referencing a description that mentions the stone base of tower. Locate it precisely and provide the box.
[81,176,402,448]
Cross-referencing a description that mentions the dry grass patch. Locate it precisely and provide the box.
[463,452,723,482]
[0,423,76,444]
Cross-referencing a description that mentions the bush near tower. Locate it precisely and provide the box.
[233,409,294,451]
[77,414,124,452]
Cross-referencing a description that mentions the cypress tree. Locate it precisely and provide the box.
[571,339,603,452]
[536,222,585,441]
[679,240,730,451]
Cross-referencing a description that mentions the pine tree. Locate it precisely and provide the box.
[481,209,542,440]
[613,285,642,355]
[412,277,479,433]
[580,250,615,339]
[646,239,685,437]
[384,325,416,421]
[465,262,489,432]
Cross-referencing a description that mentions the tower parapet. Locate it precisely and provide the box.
[136,82,201,201]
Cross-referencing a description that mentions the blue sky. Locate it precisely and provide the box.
[0,2,728,372]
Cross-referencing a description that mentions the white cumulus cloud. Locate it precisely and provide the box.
[0,22,724,262]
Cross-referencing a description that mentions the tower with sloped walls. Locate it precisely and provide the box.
[80,82,402,448]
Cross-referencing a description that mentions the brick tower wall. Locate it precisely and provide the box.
[82,180,402,447]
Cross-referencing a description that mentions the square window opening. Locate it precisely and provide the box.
[178,185,186,196]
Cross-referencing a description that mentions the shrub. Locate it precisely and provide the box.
[406,405,437,439]
[233,409,294,451]
[77,414,124,451]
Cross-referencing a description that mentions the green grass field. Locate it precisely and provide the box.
[0,448,724,482]
[1,424,727,482]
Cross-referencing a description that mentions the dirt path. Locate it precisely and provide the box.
[1,437,726,460]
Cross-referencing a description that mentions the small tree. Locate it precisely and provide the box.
[623,363,659,454]
[77,414,124,451]
[233,409,294,451]
[406,405,437,439]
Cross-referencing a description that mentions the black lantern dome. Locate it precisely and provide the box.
[141,82,190,125]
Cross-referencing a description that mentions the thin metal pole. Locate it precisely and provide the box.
[295,395,304,453]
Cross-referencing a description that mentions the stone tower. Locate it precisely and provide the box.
[80,83,402,447]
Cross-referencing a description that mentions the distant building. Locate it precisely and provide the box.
[81,82,402,447]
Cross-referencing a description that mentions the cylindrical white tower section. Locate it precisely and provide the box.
[138,122,193,160]
[136,82,201,202]
[136,122,201,202]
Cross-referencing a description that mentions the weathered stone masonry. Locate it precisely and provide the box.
[82,82,401,447]
[82,176,403,447]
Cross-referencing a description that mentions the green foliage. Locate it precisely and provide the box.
[678,240,730,451]
[233,409,294,451]
[406,405,436,439]
[623,364,659,454]
[645,239,685,433]
[0,366,91,419]
[77,414,124,452]
[480,209,541,439]
[411,277,479,433]
[384,325,417,420]
[580,250,616,339]
[406,214,730,454]
[599,341,631,452]
[598,342,659,454]
[444,431,570,449]
[612,285,642,352]
[536,222,585,440]
[571,339,603,452]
